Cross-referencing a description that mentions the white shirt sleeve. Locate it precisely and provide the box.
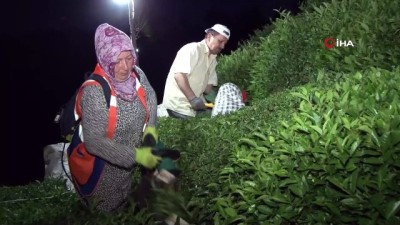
[170,44,198,75]
[208,60,218,86]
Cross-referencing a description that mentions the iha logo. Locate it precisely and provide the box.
[324,37,355,49]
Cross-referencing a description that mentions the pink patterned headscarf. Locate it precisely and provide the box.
[94,23,137,102]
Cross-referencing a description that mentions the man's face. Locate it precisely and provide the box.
[206,33,229,55]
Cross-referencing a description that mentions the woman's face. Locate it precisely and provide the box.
[114,51,135,81]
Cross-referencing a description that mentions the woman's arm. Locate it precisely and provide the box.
[80,85,135,169]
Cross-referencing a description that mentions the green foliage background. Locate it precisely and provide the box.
[2,0,399,224]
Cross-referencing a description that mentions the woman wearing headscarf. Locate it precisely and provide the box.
[68,23,161,212]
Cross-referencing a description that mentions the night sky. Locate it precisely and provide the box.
[4,0,302,186]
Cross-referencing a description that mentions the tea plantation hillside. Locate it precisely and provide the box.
[1,0,399,224]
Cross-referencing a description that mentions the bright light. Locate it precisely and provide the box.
[112,0,129,5]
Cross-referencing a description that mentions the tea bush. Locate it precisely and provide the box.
[0,179,77,225]
[246,0,400,99]
[0,88,300,225]
[213,67,400,224]
[216,23,275,96]
[2,0,399,224]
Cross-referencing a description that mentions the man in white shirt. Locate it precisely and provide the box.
[162,24,230,119]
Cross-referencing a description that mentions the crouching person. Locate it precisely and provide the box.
[161,24,231,119]
[211,82,247,117]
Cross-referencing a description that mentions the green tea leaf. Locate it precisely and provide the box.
[359,22,370,32]
[291,92,310,102]
[256,146,270,153]
[253,132,268,141]
[274,169,289,178]
[270,190,289,204]
[237,159,255,167]
[224,207,237,218]
[226,215,245,224]
[360,150,382,156]
[257,205,272,215]
[377,167,388,191]
[384,200,400,219]
[239,138,258,148]
[340,198,360,209]
[269,135,276,143]
[312,5,323,14]
[325,202,341,216]
[310,125,323,135]
[289,184,305,197]
[327,177,351,195]
[362,157,384,165]
[389,130,400,146]
[349,169,359,193]
[349,139,360,156]
[279,178,298,187]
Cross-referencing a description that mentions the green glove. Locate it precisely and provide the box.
[155,141,166,149]
[142,126,158,146]
[152,149,182,177]
[158,158,181,177]
[135,147,162,169]
[142,126,167,149]
[204,90,217,103]
[158,158,176,171]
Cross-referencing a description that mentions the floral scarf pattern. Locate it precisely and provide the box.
[94,23,137,102]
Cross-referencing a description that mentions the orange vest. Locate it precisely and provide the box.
[68,64,148,196]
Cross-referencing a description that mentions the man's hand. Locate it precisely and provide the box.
[190,97,206,111]
[174,73,197,103]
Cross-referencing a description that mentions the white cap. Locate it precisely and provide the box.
[205,24,230,39]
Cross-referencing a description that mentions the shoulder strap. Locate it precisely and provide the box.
[132,66,149,126]
[75,73,118,139]
[132,66,140,82]
[88,73,112,108]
